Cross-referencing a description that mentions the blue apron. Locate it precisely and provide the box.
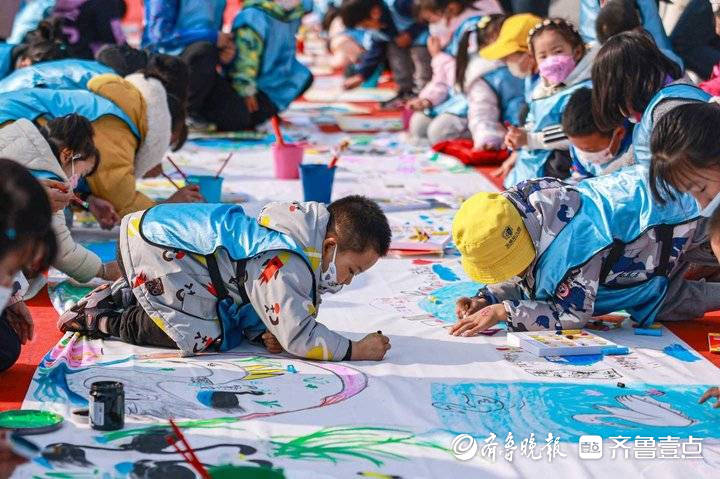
[231,1,313,111]
[633,83,710,167]
[386,0,426,46]
[0,60,113,93]
[530,165,699,327]
[0,88,140,139]
[444,15,482,57]
[139,203,317,351]
[505,79,592,188]
[142,0,226,54]
[0,44,15,80]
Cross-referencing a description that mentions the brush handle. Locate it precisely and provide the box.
[271,116,285,146]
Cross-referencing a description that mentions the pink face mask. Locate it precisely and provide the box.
[538,54,576,85]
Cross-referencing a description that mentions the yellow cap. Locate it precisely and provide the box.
[452,192,535,284]
[479,13,541,60]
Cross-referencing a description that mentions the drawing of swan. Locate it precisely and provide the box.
[574,395,698,427]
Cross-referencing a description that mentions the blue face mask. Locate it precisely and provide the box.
[700,192,720,217]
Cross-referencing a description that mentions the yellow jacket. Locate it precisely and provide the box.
[86,74,156,217]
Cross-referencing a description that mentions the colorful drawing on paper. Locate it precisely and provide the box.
[501,348,622,379]
[431,382,720,441]
[32,347,367,421]
[663,343,701,362]
[48,281,93,314]
[418,282,483,323]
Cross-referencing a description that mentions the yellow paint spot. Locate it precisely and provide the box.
[358,473,395,479]
[149,316,167,332]
[242,364,285,380]
[305,346,332,361]
[303,247,322,271]
[127,217,141,238]
[305,302,317,316]
[259,215,271,227]
[191,254,207,267]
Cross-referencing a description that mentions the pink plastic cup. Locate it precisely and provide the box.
[272,143,304,179]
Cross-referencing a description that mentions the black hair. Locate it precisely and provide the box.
[413,0,445,17]
[96,44,149,76]
[142,54,190,150]
[562,87,611,138]
[322,5,340,31]
[456,15,506,92]
[649,102,720,203]
[592,31,682,132]
[327,195,391,256]
[0,159,57,273]
[19,18,69,64]
[339,0,382,28]
[595,0,641,44]
[36,114,99,176]
[528,18,585,58]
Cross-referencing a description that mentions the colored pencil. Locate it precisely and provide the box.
[214,153,233,178]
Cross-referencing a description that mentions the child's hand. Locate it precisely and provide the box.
[491,151,516,177]
[504,125,528,150]
[165,184,205,203]
[40,179,73,213]
[699,387,720,409]
[343,74,364,90]
[395,32,412,48]
[261,331,284,354]
[244,95,259,113]
[5,301,33,344]
[450,304,507,337]
[351,332,391,360]
[88,195,120,230]
[427,36,442,57]
[100,261,122,281]
[455,296,488,320]
[406,97,431,111]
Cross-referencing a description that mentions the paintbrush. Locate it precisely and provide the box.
[166,419,211,479]
[328,138,350,169]
[271,115,285,146]
[214,153,233,178]
[161,172,182,190]
[72,195,90,211]
[166,155,188,180]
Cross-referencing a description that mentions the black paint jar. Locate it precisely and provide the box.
[89,381,124,431]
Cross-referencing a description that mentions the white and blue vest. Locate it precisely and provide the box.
[0,60,113,93]
[139,203,317,351]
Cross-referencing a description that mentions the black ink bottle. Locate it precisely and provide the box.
[89,381,124,431]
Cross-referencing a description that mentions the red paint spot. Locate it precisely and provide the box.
[273,303,280,314]
[133,273,147,287]
[205,282,218,297]
[259,256,285,284]
[176,251,186,260]
[412,259,436,265]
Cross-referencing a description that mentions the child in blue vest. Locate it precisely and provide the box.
[591,31,709,167]
[340,0,430,99]
[0,59,114,93]
[450,166,720,335]
[228,0,315,130]
[483,17,595,187]
[407,9,512,145]
[0,158,56,372]
[561,87,633,181]
[58,196,392,362]
[593,0,683,71]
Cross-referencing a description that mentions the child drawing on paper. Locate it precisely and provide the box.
[59,197,392,361]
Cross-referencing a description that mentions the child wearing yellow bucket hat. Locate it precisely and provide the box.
[450,165,720,337]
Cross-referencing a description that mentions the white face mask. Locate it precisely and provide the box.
[0,285,12,312]
[318,244,343,295]
[575,145,613,165]
[67,153,81,189]
[700,192,720,217]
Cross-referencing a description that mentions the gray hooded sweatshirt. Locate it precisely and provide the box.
[119,201,351,359]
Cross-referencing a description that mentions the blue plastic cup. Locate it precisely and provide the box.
[186,175,224,203]
[299,164,336,203]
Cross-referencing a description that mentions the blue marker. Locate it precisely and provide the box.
[635,327,663,337]
[601,346,630,355]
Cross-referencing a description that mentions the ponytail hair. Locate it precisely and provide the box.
[456,14,506,93]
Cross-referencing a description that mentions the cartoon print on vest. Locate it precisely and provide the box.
[556,279,586,312]
[193,331,214,352]
[133,272,147,288]
[557,204,573,223]
[259,255,287,284]
[288,201,308,213]
[145,278,165,296]
[264,303,281,325]
[162,249,187,262]
[176,283,197,302]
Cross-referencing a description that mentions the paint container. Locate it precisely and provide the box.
[272,143,304,179]
[299,164,336,203]
[186,175,224,203]
[89,381,124,431]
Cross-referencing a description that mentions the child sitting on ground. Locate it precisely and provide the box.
[59,196,392,362]
[340,0,430,99]
[562,87,634,181]
[483,17,595,188]
[450,165,720,335]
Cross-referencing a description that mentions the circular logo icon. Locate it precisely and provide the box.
[502,226,513,240]
[451,434,478,461]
